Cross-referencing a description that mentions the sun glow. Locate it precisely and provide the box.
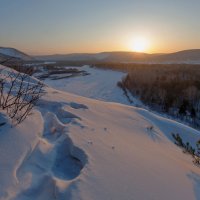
[130,37,149,52]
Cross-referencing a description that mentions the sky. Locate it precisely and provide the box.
[0,0,200,55]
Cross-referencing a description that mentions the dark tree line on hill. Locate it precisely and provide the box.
[116,64,200,128]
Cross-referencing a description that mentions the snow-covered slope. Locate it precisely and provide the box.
[1,65,200,200]
[0,47,33,61]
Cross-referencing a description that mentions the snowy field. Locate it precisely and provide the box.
[1,64,200,200]
[43,65,138,106]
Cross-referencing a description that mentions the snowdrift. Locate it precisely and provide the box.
[0,65,200,200]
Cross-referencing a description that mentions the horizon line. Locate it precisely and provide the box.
[31,48,200,56]
[1,46,200,56]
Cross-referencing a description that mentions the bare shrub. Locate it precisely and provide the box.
[171,133,200,166]
[0,68,44,125]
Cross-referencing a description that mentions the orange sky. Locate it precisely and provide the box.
[1,0,200,55]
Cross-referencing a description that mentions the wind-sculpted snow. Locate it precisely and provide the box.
[14,100,88,200]
[1,65,200,200]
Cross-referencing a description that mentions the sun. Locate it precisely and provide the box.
[130,37,149,52]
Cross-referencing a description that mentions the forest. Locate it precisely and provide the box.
[112,63,200,128]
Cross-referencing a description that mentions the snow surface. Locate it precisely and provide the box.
[1,64,200,200]
[44,65,139,106]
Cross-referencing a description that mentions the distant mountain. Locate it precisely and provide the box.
[152,49,200,64]
[0,47,33,61]
[35,49,200,64]
[1,47,200,64]
[35,52,154,62]
[0,52,21,63]
[36,53,97,61]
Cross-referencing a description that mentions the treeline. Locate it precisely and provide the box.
[107,63,200,128]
